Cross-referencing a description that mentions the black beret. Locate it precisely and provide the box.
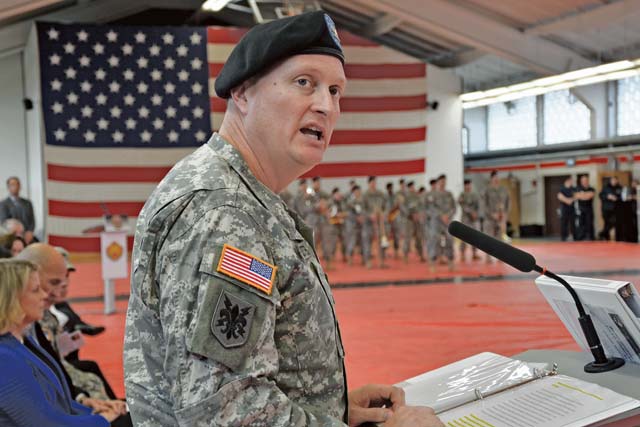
[215,11,344,99]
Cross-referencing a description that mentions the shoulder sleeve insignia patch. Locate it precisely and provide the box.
[216,244,277,295]
[212,290,255,348]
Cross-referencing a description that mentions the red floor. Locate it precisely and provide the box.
[67,240,640,399]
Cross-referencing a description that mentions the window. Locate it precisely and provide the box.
[618,75,640,136]
[487,97,537,151]
[543,90,591,144]
[461,126,469,154]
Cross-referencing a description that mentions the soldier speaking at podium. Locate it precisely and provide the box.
[123,11,442,427]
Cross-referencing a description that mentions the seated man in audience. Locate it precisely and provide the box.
[0,258,113,426]
[0,177,36,244]
[16,244,132,426]
[53,247,105,337]
[2,219,26,242]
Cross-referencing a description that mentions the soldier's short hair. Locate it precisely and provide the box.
[298,178,307,185]
[312,176,320,182]
[399,178,405,184]
[352,185,361,192]
[368,176,376,183]
[437,174,446,181]
[386,182,393,189]
[419,186,425,193]
[429,179,437,185]
[490,170,498,178]
[407,181,415,187]
[331,187,340,194]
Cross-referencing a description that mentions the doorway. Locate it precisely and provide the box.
[544,175,570,237]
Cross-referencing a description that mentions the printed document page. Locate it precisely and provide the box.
[439,375,640,427]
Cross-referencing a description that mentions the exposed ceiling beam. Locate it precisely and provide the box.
[0,0,203,55]
[526,0,640,36]
[345,0,595,75]
[361,12,402,37]
[0,0,68,23]
[435,49,485,68]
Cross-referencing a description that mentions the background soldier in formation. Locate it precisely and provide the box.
[458,179,481,261]
[403,181,425,263]
[345,185,371,266]
[422,179,437,262]
[427,175,456,271]
[483,170,510,262]
[325,187,348,269]
[363,176,389,268]
[309,176,331,255]
[292,178,312,219]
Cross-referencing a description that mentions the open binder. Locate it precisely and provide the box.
[397,352,640,427]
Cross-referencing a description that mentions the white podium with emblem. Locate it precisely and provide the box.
[100,231,128,314]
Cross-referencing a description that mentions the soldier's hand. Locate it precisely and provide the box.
[383,406,444,427]
[348,384,405,426]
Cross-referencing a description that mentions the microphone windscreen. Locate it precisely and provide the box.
[448,221,536,272]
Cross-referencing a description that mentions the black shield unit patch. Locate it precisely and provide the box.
[212,290,255,348]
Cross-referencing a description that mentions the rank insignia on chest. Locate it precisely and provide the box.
[212,291,255,348]
[217,244,277,295]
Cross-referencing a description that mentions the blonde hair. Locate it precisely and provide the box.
[0,259,38,332]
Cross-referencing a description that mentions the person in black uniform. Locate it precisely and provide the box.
[599,176,622,240]
[557,176,576,241]
[574,175,595,240]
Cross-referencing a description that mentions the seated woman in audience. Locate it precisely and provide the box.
[0,258,113,426]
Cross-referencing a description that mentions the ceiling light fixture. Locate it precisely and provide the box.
[461,59,640,109]
[201,0,233,12]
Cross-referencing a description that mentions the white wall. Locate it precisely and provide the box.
[426,65,464,200]
[463,105,487,153]
[0,52,28,199]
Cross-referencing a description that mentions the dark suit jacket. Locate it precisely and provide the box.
[0,196,35,231]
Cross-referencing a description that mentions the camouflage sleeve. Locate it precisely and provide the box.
[446,193,456,217]
[160,205,346,427]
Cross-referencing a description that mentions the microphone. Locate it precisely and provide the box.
[448,220,625,373]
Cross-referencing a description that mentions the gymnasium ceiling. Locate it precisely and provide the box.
[3,0,640,91]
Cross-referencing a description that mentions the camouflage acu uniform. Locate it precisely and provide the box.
[483,186,510,239]
[363,188,388,263]
[389,191,406,254]
[325,198,347,262]
[458,191,480,256]
[292,191,312,220]
[40,310,110,400]
[124,134,348,426]
[422,190,435,257]
[309,190,331,256]
[279,190,294,211]
[344,194,369,263]
[403,192,424,259]
[427,190,456,261]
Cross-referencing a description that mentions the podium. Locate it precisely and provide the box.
[515,350,640,426]
[100,231,128,314]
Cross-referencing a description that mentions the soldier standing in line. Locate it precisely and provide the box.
[403,181,426,263]
[345,185,369,266]
[428,175,456,271]
[385,182,400,259]
[391,179,408,259]
[292,178,312,219]
[309,176,331,256]
[326,187,348,267]
[364,176,389,268]
[483,170,510,263]
[458,179,481,261]
[422,179,437,263]
[279,188,294,210]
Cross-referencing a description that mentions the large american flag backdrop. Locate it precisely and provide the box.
[37,22,427,252]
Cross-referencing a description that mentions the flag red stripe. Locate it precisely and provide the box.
[209,63,426,80]
[207,27,378,47]
[47,159,425,184]
[302,159,425,178]
[210,95,427,113]
[48,200,145,217]
[330,128,426,145]
[343,64,426,79]
[48,235,135,253]
[48,164,171,183]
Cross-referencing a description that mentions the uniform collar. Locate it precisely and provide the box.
[207,133,295,225]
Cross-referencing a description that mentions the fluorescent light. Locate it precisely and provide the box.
[461,58,640,109]
[202,0,232,12]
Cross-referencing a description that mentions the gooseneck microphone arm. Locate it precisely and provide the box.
[448,221,625,373]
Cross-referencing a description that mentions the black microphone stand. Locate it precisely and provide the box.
[533,265,625,373]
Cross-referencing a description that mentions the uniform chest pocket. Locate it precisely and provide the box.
[275,262,345,395]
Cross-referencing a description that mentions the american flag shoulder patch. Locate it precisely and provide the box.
[216,244,277,295]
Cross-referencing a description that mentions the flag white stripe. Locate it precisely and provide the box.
[44,142,425,167]
[210,110,426,131]
[209,77,428,98]
[221,258,272,288]
[46,181,158,201]
[207,44,421,64]
[46,216,137,237]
